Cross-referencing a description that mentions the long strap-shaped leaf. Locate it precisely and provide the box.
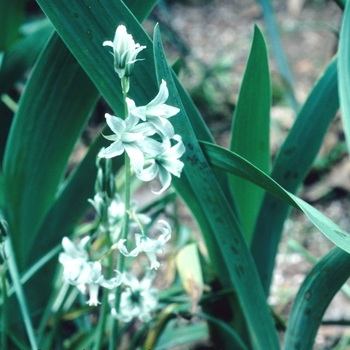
[251,56,339,295]
[284,247,350,350]
[339,0,350,152]
[9,0,158,337]
[230,25,270,243]
[2,33,99,270]
[201,141,350,254]
[154,25,280,350]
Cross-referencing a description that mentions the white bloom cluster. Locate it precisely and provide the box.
[59,237,122,306]
[58,25,184,325]
[99,79,185,194]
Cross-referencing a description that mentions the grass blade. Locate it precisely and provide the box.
[284,247,350,350]
[154,25,280,350]
[338,0,350,153]
[201,141,350,255]
[257,0,298,111]
[2,33,98,270]
[230,25,270,243]
[251,56,339,295]
[0,0,26,51]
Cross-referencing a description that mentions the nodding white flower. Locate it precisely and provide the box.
[117,220,171,270]
[86,262,123,306]
[59,237,122,305]
[98,112,162,173]
[128,80,180,138]
[109,271,158,322]
[59,236,91,292]
[136,135,185,194]
[103,25,146,79]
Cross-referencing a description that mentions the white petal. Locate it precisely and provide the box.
[161,159,184,177]
[98,140,124,158]
[102,40,114,47]
[124,143,145,173]
[146,252,161,270]
[148,80,168,108]
[129,106,147,121]
[136,161,158,182]
[105,113,125,136]
[87,283,100,306]
[152,167,172,195]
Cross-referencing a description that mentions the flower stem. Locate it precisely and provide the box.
[109,112,131,349]
[94,231,114,350]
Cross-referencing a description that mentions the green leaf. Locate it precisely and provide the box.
[230,25,270,243]
[251,55,339,295]
[0,0,26,51]
[0,19,52,95]
[256,0,298,111]
[2,33,98,270]
[339,0,350,153]
[154,25,280,350]
[155,321,208,350]
[284,247,350,350]
[201,141,350,254]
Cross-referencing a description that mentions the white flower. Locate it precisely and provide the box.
[103,25,146,79]
[137,135,185,194]
[86,262,123,306]
[117,220,171,269]
[59,236,90,292]
[58,237,122,305]
[128,80,180,138]
[109,271,158,322]
[98,113,162,173]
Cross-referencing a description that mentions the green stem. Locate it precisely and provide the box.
[6,237,38,349]
[109,79,131,348]
[94,231,114,350]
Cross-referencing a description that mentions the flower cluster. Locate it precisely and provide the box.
[59,237,122,306]
[99,79,185,194]
[58,25,185,325]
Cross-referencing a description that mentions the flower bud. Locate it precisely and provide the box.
[103,25,146,80]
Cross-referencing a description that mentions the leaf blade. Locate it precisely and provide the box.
[230,25,270,243]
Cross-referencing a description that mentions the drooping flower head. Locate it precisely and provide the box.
[103,25,146,80]
[137,135,185,194]
[109,271,158,322]
[117,220,172,269]
[59,237,122,306]
[128,80,180,138]
[98,112,162,173]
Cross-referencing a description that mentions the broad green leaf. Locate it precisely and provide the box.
[339,0,350,153]
[2,33,98,270]
[1,1,160,343]
[154,25,280,350]
[197,313,248,350]
[251,55,339,295]
[230,25,270,243]
[0,19,52,166]
[284,247,350,350]
[0,19,52,95]
[0,0,26,51]
[155,321,208,350]
[201,141,350,254]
